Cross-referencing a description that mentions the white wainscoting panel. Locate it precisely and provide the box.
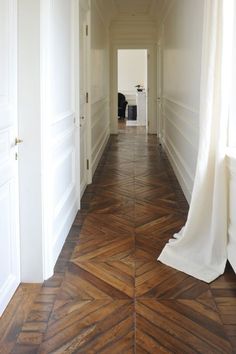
[90,2,110,177]
[50,112,77,269]
[160,0,204,201]
[162,97,199,202]
[91,97,110,175]
[0,181,19,315]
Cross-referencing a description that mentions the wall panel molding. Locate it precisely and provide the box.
[51,110,74,125]
[163,135,194,203]
[162,95,199,203]
[51,193,77,268]
[163,96,199,115]
[163,98,199,151]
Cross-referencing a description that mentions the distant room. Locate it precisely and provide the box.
[117,49,148,128]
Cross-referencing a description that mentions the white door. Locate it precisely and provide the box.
[79,5,89,196]
[0,0,20,315]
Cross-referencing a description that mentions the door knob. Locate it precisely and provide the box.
[15,138,23,145]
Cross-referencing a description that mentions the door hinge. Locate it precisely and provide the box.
[86,92,89,103]
[86,159,89,170]
[86,25,88,36]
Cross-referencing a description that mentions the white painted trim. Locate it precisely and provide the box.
[73,0,81,211]
[0,274,19,316]
[41,0,54,281]
[51,110,75,125]
[160,0,176,26]
[93,0,107,27]
[91,96,108,106]
[91,125,110,176]
[86,4,92,184]
[80,177,87,198]
[51,197,77,268]
[51,126,74,149]
[163,109,198,151]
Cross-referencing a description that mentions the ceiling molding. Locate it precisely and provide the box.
[94,0,117,27]
[93,0,107,27]
[159,0,175,24]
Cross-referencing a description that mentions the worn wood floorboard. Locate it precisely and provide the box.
[1,123,236,353]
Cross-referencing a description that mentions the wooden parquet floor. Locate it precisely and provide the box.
[1,124,236,353]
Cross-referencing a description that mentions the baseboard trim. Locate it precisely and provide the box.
[91,128,110,177]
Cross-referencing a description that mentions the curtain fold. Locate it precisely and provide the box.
[158,0,234,283]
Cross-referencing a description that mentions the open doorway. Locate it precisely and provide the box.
[117,49,148,129]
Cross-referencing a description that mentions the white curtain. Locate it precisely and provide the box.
[158,0,234,283]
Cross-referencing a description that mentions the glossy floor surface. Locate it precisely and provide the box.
[1,124,236,353]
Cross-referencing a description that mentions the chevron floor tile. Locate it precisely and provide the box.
[38,300,135,354]
[136,300,232,354]
[1,123,236,353]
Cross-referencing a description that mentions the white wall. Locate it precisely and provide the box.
[159,0,204,202]
[18,0,78,281]
[90,0,110,175]
[118,49,147,95]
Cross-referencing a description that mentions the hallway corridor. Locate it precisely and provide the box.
[1,125,236,353]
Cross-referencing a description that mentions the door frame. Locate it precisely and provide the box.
[74,0,81,208]
[157,38,163,144]
[110,43,157,135]
[75,0,92,202]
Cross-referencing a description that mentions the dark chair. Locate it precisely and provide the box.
[118,92,128,119]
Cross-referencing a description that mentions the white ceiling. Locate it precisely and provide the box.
[96,0,167,24]
[113,0,153,15]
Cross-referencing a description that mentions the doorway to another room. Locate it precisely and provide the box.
[117,49,148,130]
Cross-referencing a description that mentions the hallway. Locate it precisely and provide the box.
[1,125,236,353]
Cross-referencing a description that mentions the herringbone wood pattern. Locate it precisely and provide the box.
[1,123,236,353]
